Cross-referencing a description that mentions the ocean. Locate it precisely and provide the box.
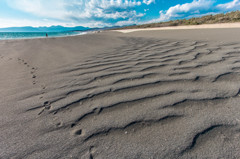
[0,31,86,40]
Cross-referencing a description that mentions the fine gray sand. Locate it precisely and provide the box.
[1,28,240,158]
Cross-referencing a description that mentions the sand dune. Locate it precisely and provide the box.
[114,22,240,33]
[1,29,240,158]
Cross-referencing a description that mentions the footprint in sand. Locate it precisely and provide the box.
[38,101,52,115]
[44,101,51,109]
[56,122,63,128]
[74,129,84,136]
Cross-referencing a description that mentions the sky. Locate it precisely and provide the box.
[0,0,240,28]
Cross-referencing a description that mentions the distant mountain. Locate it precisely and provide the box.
[0,25,90,32]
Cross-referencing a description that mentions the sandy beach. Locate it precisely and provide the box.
[1,25,240,158]
[115,22,240,33]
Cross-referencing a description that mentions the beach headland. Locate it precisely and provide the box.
[0,25,240,158]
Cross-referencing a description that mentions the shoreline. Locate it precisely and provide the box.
[0,30,101,41]
[113,22,240,33]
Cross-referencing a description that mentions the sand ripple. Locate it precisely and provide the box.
[11,37,240,158]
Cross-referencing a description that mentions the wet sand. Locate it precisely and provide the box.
[0,27,240,158]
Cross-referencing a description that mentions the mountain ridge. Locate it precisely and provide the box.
[0,25,90,32]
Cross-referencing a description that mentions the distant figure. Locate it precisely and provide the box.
[46,33,48,37]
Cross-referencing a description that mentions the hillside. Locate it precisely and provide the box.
[120,10,240,29]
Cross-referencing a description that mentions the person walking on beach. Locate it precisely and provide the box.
[46,33,48,37]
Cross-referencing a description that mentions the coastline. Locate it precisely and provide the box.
[0,30,99,41]
[2,22,240,41]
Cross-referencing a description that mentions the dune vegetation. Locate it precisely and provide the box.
[120,10,240,29]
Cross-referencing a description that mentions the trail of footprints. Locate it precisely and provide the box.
[27,37,240,157]
[16,57,51,113]
[17,57,38,85]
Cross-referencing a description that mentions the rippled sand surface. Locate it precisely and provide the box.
[1,28,240,158]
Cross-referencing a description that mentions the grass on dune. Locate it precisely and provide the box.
[119,10,240,29]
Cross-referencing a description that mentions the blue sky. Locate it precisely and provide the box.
[0,0,240,28]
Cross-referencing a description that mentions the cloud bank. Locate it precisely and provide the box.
[6,0,145,27]
[143,0,155,5]
[217,0,240,11]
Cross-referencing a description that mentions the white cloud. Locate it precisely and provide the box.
[4,0,148,27]
[7,0,143,21]
[115,19,137,26]
[70,1,143,20]
[158,0,214,21]
[7,0,67,20]
[143,0,155,5]
[217,0,240,11]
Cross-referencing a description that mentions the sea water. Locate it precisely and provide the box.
[0,31,86,40]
